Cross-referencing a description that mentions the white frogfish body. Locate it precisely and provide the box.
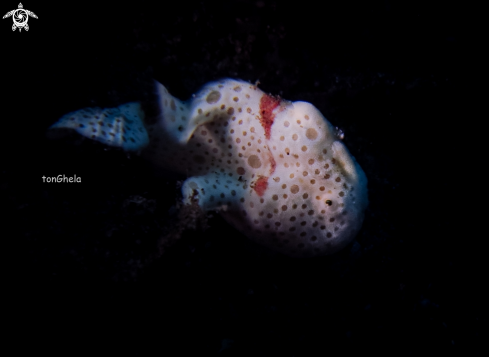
[50,79,368,257]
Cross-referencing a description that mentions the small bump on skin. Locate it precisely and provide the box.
[206,91,221,104]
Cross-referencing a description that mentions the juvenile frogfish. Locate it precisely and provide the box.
[49,79,368,257]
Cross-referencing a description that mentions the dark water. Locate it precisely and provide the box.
[2,1,482,355]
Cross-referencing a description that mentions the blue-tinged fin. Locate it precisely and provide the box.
[48,102,149,151]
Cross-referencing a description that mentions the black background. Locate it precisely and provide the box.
[1,1,483,355]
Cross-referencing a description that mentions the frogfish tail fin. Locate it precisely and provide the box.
[48,102,149,151]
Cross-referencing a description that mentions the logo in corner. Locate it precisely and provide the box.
[3,3,37,32]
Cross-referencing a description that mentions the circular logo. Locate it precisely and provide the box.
[12,9,28,27]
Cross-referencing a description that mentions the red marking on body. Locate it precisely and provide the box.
[268,151,276,176]
[259,94,281,140]
[253,176,269,197]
